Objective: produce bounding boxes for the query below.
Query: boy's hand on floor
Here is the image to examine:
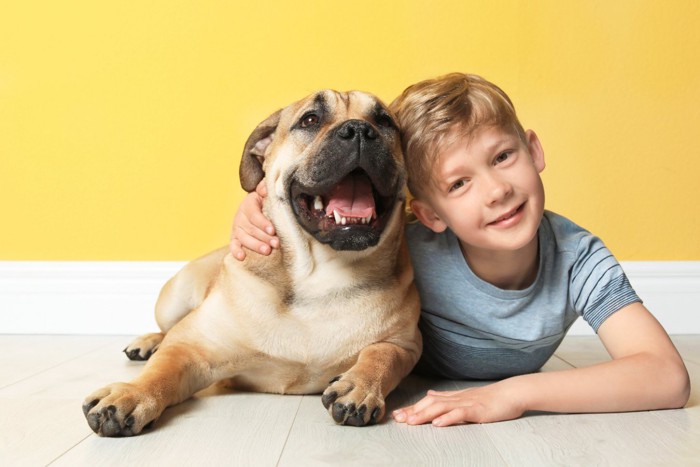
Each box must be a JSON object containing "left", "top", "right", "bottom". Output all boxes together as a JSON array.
[{"left": 392, "top": 382, "right": 524, "bottom": 427}]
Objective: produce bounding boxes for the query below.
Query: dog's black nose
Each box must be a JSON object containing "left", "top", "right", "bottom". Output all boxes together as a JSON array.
[{"left": 337, "top": 119, "right": 377, "bottom": 140}]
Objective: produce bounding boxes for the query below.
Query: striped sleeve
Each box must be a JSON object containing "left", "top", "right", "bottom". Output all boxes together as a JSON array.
[{"left": 570, "top": 234, "right": 641, "bottom": 331}]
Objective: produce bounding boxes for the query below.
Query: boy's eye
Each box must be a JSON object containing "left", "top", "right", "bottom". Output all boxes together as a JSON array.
[
  {"left": 449, "top": 180, "right": 465, "bottom": 192},
  {"left": 494, "top": 152, "right": 510, "bottom": 164}
]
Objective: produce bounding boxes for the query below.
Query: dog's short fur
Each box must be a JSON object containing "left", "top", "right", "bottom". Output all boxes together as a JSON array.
[{"left": 82, "top": 90, "right": 422, "bottom": 436}]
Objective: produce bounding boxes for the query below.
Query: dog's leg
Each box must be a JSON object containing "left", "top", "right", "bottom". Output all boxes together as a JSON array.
[
  {"left": 122, "top": 276, "right": 197, "bottom": 362},
  {"left": 123, "top": 248, "right": 228, "bottom": 362},
  {"left": 83, "top": 339, "right": 220, "bottom": 437},
  {"left": 321, "top": 341, "right": 420, "bottom": 426}
]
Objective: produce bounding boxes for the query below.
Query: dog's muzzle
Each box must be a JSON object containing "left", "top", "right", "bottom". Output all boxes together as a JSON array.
[{"left": 290, "top": 119, "right": 402, "bottom": 251}]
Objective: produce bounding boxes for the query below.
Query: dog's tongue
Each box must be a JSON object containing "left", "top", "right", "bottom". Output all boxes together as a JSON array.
[{"left": 325, "top": 173, "right": 375, "bottom": 219}]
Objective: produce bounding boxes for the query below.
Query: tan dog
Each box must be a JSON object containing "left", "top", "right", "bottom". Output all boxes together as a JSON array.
[{"left": 82, "top": 90, "right": 422, "bottom": 436}]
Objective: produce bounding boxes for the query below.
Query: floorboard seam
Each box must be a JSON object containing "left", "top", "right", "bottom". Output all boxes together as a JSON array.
[{"left": 274, "top": 394, "right": 305, "bottom": 466}]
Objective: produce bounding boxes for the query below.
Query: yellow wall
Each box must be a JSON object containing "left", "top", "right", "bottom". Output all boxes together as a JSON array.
[{"left": 2, "top": 1, "right": 699, "bottom": 260}]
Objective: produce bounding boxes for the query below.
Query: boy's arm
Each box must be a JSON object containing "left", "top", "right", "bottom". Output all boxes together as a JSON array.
[
  {"left": 393, "top": 302, "right": 690, "bottom": 426},
  {"left": 230, "top": 180, "right": 279, "bottom": 260}
]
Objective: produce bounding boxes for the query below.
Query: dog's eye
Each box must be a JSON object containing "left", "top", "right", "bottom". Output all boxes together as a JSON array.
[
  {"left": 300, "top": 113, "right": 320, "bottom": 128},
  {"left": 375, "top": 113, "right": 395, "bottom": 129}
]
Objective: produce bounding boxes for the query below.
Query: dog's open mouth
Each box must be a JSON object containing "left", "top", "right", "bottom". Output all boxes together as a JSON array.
[{"left": 290, "top": 169, "right": 397, "bottom": 251}]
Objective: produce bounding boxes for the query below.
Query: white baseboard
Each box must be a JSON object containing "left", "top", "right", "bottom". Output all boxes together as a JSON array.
[
  {"left": 1, "top": 261, "right": 699, "bottom": 335},
  {"left": 0, "top": 261, "right": 185, "bottom": 335}
]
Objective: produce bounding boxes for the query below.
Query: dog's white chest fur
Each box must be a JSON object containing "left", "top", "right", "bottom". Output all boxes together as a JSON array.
[{"left": 264, "top": 260, "right": 382, "bottom": 357}]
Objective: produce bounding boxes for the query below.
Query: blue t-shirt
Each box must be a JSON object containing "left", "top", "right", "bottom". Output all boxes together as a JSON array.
[{"left": 405, "top": 210, "right": 641, "bottom": 380}]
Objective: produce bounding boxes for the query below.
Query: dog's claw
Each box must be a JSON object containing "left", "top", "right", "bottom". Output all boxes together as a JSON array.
[
  {"left": 332, "top": 402, "right": 353, "bottom": 423},
  {"left": 86, "top": 411, "right": 102, "bottom": 433},
  {"left": 124, "top": 347, "right": 152, "bottom": 361},
  {"left": 370, "top": 406, "right": 381, "bottom": 424},
  {"left": 82, "top": 399, "right": 99, "bottom": 417},
  {"left": 345, "top": 405, "right": 368, "bottom": 426},
  {"left": 321, "top": 391, "right": 338, "bottom": 409}
]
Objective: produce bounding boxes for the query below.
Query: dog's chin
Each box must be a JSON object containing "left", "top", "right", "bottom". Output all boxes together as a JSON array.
[
  {"left": 290, "top": 171, "right": 399, "bottom": 251},
  {"left": 312, "top": 225, "right": 383, "bottom": 251}
]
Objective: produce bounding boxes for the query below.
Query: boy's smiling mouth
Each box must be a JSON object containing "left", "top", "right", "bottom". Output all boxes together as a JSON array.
[{"left": 488, "top": 203, "right": 525, "bottom": 227}]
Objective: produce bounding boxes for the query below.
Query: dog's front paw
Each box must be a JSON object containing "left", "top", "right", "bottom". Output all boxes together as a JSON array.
[
  {"left": 321, "top": 375, "right": 384, "bottom": 426},
  {"left": 82, "top": 383, "right": 160, "bottom": 437},
  {"left": 123, "top": 332, "right": 164, "bottom": 361}
]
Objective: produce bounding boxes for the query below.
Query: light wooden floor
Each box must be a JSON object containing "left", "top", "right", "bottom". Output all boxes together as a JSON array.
[{"left": 1, "top": 334, "right": 698, "bottom": 466}]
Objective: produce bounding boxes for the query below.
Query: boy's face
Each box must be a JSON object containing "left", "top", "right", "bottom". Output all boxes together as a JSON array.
[{"left": 411, "top": 125, "right": 545, "bottom": 255}]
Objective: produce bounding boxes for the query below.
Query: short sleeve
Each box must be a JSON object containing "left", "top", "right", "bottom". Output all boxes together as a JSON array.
[{"left": 570, "top": 234, "right": 641, "bottom": 331}]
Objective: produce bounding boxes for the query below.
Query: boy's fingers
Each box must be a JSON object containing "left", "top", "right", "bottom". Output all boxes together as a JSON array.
[
  {"left": 427, "top": 388, "right": 465, "bottom": 397},
  {"left": 229, "top": 239, "right": 247, "bottom": 261},
  {"left": 433, "top": 408, "right": 470, "bottom": 427},
  {"left": 405, "top": 402, "right": 451, "bottom": 425},
  {"left": 392, "top": 408, "right": 408, "bottom": 422},
  {"left": 411, "top": 391, "right": 445, "bottom": 412},
  {"left": 394, "top": 389, "right": 485, "bottom": 426},
  {"left": 427, "top": 389, "right": 452, "bottom": 395},
  {"left": 255, "top": 180, "right": 268, "bottom": 198},
  {"left": 394, "top": 399, "right": 466, "bottom": 426},
  {"left": 392, "top": 399, "right": 424, "bottom": 421},
  {"left": 251, "top": 211, "right": 275, "bottom": 238},
  {"left": 235, "top": 226, "right": 274, "bottom": 256}
]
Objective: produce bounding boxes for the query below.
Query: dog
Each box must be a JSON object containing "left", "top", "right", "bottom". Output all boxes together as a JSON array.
[{"left": 82, "top": 90, "right": 422, "bottom": 436}]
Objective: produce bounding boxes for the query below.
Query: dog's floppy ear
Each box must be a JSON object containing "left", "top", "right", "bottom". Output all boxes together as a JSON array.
[{"left": 239, "top": 109, "right": 282, "bottom": 192}]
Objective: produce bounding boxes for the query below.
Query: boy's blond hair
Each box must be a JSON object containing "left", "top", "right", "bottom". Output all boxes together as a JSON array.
[{"left": 389, "top": 73, "right": 526, "bottom": 198}]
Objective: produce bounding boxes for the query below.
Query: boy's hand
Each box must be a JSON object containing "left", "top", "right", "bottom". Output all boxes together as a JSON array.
[
  {"left": 393, "top": 303, "right": 690, "bottom": 428},
  {"left": 230, "top": 180, "right": 279, "bottom": 261},
  {"left": 392, "top": 382, "right": 524, "bottom": 426}
]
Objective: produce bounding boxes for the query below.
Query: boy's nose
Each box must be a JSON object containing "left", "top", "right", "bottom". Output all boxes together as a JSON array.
[{"left": 484, "top": 174, "right": 513, "bottom": 205}]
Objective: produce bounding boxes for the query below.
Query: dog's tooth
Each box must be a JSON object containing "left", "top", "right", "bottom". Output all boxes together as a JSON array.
[
  {"left": 341, "top": 216, "right": 347, "bottom": 225},
  {"left": 313, "top": 196, "right": 323, "bottom": 211},
  {"left": 333, "top": 210, "right": 341, "bottom": 224},
  {"left": 365, "top": 215, "right": 372, "bottom": 224}
]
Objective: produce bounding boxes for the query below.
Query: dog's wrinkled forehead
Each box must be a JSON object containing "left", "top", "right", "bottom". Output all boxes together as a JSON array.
[{"left": 279, "top": 90, "right": 382, "bottom": 135}]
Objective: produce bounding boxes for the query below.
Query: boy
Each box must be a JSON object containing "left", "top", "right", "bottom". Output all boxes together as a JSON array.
[{"left": 229, "top": 73, "right": 690, "bottom": 426}]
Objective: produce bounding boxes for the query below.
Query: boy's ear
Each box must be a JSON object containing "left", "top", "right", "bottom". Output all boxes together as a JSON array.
[
  {"left": 525, "top": 129, "right": 546, "bottom": 173},
  {"left": 410, "top": 199, "right": 448, "bottom": 233}
]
